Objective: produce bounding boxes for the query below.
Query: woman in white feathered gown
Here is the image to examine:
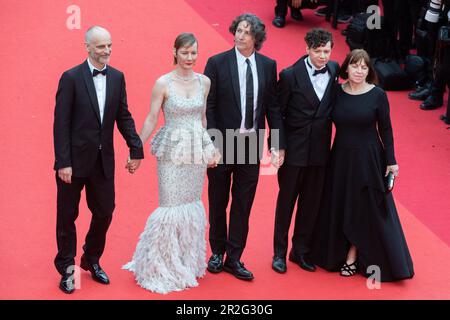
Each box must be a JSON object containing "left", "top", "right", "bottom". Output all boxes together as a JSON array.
[{"left": 122, "top": 33, "right": 220, "bottom": 294}]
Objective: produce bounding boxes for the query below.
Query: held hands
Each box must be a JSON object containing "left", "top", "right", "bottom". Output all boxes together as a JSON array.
[
  {"left": 385, "top": 164, "right": 399, "bottom": 177},
  {"left": 58, "top": 167, "right": 73, "bottom": 184},
  {"left": 270, "top": 149, "right": 285, "bottom": 169},
  {"left": 207, "top": 148, "right": 222, "bottom": 168},
  {"left": 126, "top": 157, "right": 141, "bottom": 174}
]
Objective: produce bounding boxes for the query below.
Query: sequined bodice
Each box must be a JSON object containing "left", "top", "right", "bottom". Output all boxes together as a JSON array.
[
  {"left": 162, "top": 74, "right": 204, "bottom": 129},
  {"left": 150, "top": 73, "right": 215, "bottom": 207}
]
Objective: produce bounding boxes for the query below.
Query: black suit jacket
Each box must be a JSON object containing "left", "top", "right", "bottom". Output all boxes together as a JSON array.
[
  {"left": 279, "top": 55, "right": 339, "bottom": 166},
  {"left": 204, "top": 48, "right": 285, "bottom": 161},
  {"left": 53, "top": 60, "right": 143, "bottom": 178}
]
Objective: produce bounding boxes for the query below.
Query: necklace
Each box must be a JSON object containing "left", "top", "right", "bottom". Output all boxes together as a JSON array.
[{"left": 174, "top": 72, "right": 195, "bottom": 82}]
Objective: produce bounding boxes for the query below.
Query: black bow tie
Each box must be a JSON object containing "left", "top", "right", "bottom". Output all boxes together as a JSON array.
[
  {"left": 306, "top": 59, "right": 328, "bottom": 76},
  {"left": 93, "top": 68, "right": 107, "bottom": 77},
  {"left": 313, "top": 66, "right": 328, "bottom": 76}
]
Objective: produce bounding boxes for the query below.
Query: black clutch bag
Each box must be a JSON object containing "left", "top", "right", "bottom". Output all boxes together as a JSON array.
[{"left": 385, "top": 172, "right": 395, "bottom": 192}]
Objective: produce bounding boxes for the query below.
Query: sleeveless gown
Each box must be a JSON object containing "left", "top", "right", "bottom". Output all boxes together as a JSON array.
[{"left": 122, "top": 73, "right": 215, "bottom": 294}]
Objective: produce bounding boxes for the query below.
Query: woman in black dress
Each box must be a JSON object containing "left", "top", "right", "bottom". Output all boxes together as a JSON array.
[{"left": 311, "top": 49, "right": 414, "bottom": 282}]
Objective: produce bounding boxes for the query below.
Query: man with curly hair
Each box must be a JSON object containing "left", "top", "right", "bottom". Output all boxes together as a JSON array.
[
  {"left": 272, "top": 28, "right": 339, "bottom": 274},
  {"left": 204, "top": 13, "right": 285, "bottom": 281}
]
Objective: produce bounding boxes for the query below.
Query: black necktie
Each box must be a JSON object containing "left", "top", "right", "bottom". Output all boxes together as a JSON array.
[
  {"left": 93, "top": 68, "right": 107, "bottom": 77},
  {"left": 245, "top": 59, "right": 254, "bottom": 130}
]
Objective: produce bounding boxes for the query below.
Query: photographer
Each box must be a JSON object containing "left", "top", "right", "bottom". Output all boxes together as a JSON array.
[
  {"left": 410, "top": 0, "right": 450, "bottom": 110},
  {"left": 382, "top": 0, "right": 427, "bottom": 60}
]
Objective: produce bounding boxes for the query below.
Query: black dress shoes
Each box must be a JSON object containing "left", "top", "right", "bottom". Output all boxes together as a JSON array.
[
  {"left": 80, "top": 255, "right": 110, "bottom": 285},
  {"left": 59, "top": 272, "right": 75, "bottom": 294},
  {"left": 289, "top": 251, "right": 316, "bottom": 272},
  {"left": 408, "top": 86, "right": 431, "bottom": 101},
  {"left": 272, "top": 256, "right": 287, "bottom": 274},
  {"left": 420, "top": 95, "right": 443, "bottom": 110},
  {"left": 207, "top": 254, "right": 224, "bottom": 273},
  {"left": 223, "top": 260, "right": 254, "bottom": 280},
  {"left": 291, "top": 9, "right": 303, "bottom": 21},
  {"left": 272, "top": 16, "right": 286, "bottom": 28},
  {"left": 440, "top": 114, "right": 450, "bottom": 124}
]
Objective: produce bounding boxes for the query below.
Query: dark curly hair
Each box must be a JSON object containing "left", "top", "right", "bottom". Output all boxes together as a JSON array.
[
  {"left": 229, "top": 13, "right": 266, "bottom": 51},
  {"left": 304, "top": 28, "right": 334, "bottom": 49}
]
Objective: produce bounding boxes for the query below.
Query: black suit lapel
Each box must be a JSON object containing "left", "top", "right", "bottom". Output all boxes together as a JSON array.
[
  {"left": 294, "top": 58, "right": 320, "bottom": 108},
  {"left": 316, "top": 61, "right": 338, "bottom": 116},
  {"left": 255, "top": 52, "right": 265, "bottom": 121},
  {"left": 228, "top": 49, "right": 242, "bottom": 116},
  {"left": 103, "top": 70, "right": 114, "bottom": 128},
  {"left": 82, "top": 61, "right": 101, "bottom": 124}
]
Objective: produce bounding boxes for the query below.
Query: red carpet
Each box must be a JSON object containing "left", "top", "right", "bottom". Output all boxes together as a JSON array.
[{"left": 0, "top": 0, "right": 449, "bottom": 300}]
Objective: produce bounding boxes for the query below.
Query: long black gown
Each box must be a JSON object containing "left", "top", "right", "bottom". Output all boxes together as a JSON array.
[{"left": 311, "top": 86, "right": 414, "bottom": 282}]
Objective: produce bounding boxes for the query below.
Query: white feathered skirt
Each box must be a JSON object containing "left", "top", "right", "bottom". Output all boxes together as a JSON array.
[{"left": 123, "top": 156, "right": 208, "bottom": 294}]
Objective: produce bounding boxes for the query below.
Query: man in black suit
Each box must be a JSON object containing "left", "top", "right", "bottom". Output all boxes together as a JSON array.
[
  {"left": 53, "top": 26, "right": 143, "bottom": 293},
  {"left": 204, "top": 13, "right": 285, "bottom": 281},
  {"left": 271, "top": 28, "right": 339, "bottom": 274}
]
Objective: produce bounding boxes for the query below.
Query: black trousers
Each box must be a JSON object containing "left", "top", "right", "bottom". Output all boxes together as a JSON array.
[
  {"left": 273, "top": 164, "right": 326, "bottom": 258},
  {"left": 431, "top": 36, "right": 450, "bottom": 100},
  {"left": 208, "top": 157, "right": 260, "bottom": 262},
  {"left": 54, "top": 152, "right": 115, "bottom": 275},
  {"left": 445, "top": 90, "right": 450, "bottom": 122},
  {"left": 382, "top": 0, "right": 427, "bottom": 59},
  {"left": 439, "top": 51, "right": 450, "bottom": 120},
  {"left": 274, "top": 0, "right": 301, "bottom": 17}
]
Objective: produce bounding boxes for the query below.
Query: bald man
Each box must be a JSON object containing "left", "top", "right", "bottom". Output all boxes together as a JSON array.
[{"left": 53, "top": 26, "right": 143, "bottom": 293}]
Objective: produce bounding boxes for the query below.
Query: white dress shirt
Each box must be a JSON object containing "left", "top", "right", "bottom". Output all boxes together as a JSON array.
[
  {"left": 304, "top": 56, "right": 330, "bottom": 101},
  {"left": 235, "top": 47, "right": 258, "bottom": 132},
  {"left": 87, "top": 58, "right": 107, "bottom": 123}
]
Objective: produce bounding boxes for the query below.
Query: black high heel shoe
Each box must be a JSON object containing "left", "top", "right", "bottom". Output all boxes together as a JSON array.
[{"left": 340, "top": 261, "right": 358, "bottom": 277}]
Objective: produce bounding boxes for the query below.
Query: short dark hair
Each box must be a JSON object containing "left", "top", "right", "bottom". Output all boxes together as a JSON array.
[
  {"left": 339, "top": 49, "right": 378, "bottom": 84},
  {"left": 229, "top": 13, "right": 266, "bottom": 51},
  {"left": 173, "top": 33, "right": 197, "bottom": 65},
  {"left": 304, "top": 28, "right": 333, "bottom": 49}
]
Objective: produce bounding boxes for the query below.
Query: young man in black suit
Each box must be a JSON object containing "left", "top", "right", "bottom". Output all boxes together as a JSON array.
[
  {"left": 204, "top": 13, "right": 285, "bottom": 281},
  {"left": 53, "top": 26, "right": 143, "bottom": 293},
  {"left": 272, "top": 28, "right": 339, "bottom": 274}
]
